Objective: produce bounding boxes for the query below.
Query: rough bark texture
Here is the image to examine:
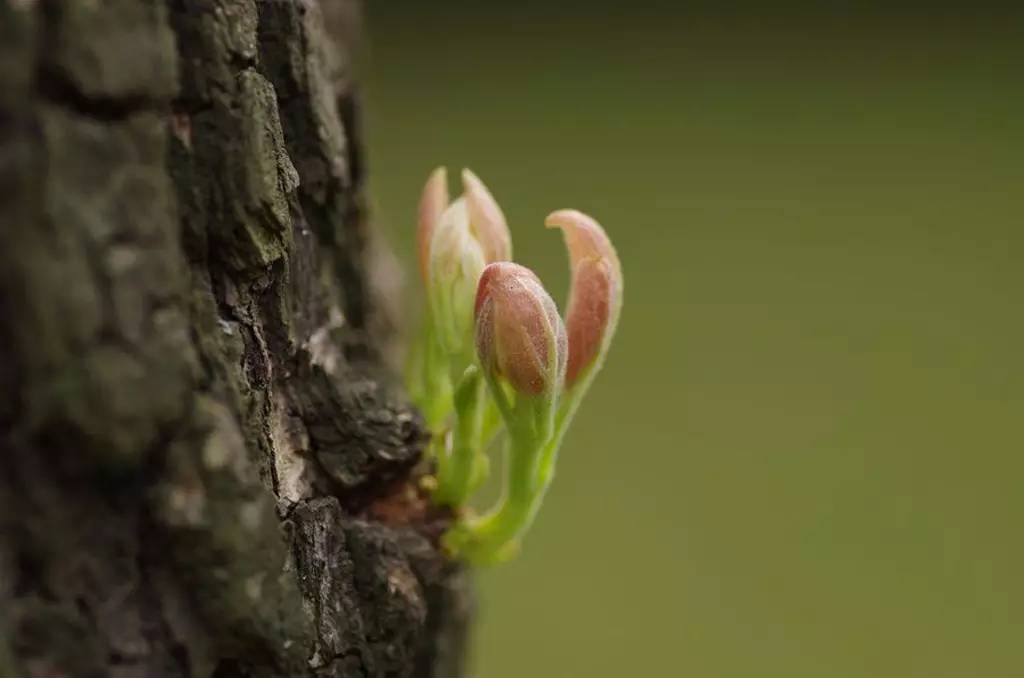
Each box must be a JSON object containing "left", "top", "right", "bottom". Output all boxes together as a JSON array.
[{"left": 0, "top": 1, "right": 472, "bottom": 676}]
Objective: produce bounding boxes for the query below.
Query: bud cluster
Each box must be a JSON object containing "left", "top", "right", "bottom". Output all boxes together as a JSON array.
[{"left": 408, "top": 168, "right": 622, "bottom": 564}]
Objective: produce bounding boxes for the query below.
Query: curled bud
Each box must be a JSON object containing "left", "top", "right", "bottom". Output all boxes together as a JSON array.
[
  {"left": 475, "top": 262, "right": 567, "bottom": 397},
  {"left": 544, "top": 209, "right": 623, "bottom": 388}
]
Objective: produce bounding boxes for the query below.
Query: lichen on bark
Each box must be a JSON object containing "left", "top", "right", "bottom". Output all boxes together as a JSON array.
[{"left": 0, "top": 1, "right": 470, "bottom": 676}]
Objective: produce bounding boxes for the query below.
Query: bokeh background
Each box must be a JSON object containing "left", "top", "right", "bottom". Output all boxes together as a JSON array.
[{"left": 360, "top": 3, "right": 1022, "bottom": 676}]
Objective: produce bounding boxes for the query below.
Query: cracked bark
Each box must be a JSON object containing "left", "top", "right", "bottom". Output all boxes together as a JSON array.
[{"left": 0, "top": 1, "right": 472, "bottom": 676}]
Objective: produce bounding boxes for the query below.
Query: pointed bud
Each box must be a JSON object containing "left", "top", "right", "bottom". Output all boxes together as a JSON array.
[
  {"left": 475, "top": 262, "right": 567, "bottom": 397},
  {"left": 421, "top": 168, "right": 513, "bottom": 354},
  {"left": 462, "top": 168, "right": 511, "bottom": 263},
  {"left": 429, "top": 198, "right": 487, "bottom": 352},
  {"left": 545, "top": 209, "right": 623, "bottom": 388},
  {"left": 418, "top": 167, "right": 450, "bottom": 283}
]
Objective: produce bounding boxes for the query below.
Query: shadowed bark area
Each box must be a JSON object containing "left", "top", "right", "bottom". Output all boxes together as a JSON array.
[{"left": 0, "top": 1, "right": 471, "bottom": 676}]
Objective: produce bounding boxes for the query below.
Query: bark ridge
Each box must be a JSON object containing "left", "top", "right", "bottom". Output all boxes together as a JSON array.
[{"left": 0, "top": 1, "right": 470, "bottom": 676}]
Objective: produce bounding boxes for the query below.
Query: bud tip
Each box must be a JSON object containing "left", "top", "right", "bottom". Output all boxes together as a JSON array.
[
  {"left": 463, "top": 168, "right": 511, "bottom": 263},
  {"left": 418, "top": 166, "right": 449, "bottom": 281},
  {"left": 545, "top": 209, "right": 622, "bottom": 387}
]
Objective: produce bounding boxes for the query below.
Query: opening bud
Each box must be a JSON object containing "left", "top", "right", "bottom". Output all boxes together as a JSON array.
[
  {"left": 429, "top": 198, "right": 487, "bottom": 353},
  {"left": 544, "top": 209, "right": 623, "bottom": 388},
  {"left": 418, "top": 168, "right": 513, "bottom": 355}
]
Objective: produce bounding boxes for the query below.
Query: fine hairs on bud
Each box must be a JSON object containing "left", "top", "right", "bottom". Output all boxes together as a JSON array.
[{"left": 475, "top": 262, "right": 566, "bottom": 397}]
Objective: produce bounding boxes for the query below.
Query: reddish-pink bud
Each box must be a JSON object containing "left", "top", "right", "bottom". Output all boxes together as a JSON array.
[
  {"left": 544, "top": 209, "right": 622, "bottom": 387},
  {"left": 462, "top": 168, "right": 511, "bottom": 263},
  {"left": 475, "top": 262, "right": 567, "bottom": 396},
  {"left": 418, "top": 167, "right": 449, "bottom": 283}
]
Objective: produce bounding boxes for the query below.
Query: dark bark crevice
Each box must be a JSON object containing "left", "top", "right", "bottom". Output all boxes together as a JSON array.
[{"left": 0, "top": 1, "right": 471, "bottom": 676}]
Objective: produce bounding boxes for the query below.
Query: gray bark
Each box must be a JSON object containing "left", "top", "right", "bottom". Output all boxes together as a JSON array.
[{"left": 0, "top": 1, "right": 471, "bottom": 676}]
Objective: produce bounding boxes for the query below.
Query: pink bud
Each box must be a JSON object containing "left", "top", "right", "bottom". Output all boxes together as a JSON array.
[
  {"left": 418, "top": 167, "right": 449, "bottom": 283},
  {"left": 475, "top": 262, "right": 567, "bottom": 396},
  {"left": 462, "top": 168, "right": 511, "bottom": 263},
  {"left": 544, "top": 209, "right": 623, "bottom": 387}
]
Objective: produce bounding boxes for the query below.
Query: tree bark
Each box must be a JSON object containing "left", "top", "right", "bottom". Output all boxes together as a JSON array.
[{"left": 0, "top": 1, "right": 471, "bottom": 676}]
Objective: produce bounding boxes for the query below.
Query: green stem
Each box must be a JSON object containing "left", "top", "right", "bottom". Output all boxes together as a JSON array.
[
  {"left": 534, "top": 373, "right": 594, "bottom": 492},
  {"left": 434, "top": 368, "right": 486, "bottom": 505},
  {"left": 445, "top": 428, "right": 545, "bottom": 564},
  {"left": 419, "top": 319, "right": 453, "bottom": 433}
]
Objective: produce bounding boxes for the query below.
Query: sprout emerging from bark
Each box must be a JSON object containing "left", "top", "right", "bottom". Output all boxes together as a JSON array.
[{"left": 406, "top": 168, "right": 622, "bottom": 564}]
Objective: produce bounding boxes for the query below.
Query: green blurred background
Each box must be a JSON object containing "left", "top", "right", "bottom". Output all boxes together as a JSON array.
[{"left": 360, "top": 4, "right": 1022, "bottom": 676}]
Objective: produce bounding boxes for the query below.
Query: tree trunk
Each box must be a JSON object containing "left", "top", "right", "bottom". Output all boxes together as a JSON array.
[{"left": 0, "top": 1, "right": 471, "bottom": 676}]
